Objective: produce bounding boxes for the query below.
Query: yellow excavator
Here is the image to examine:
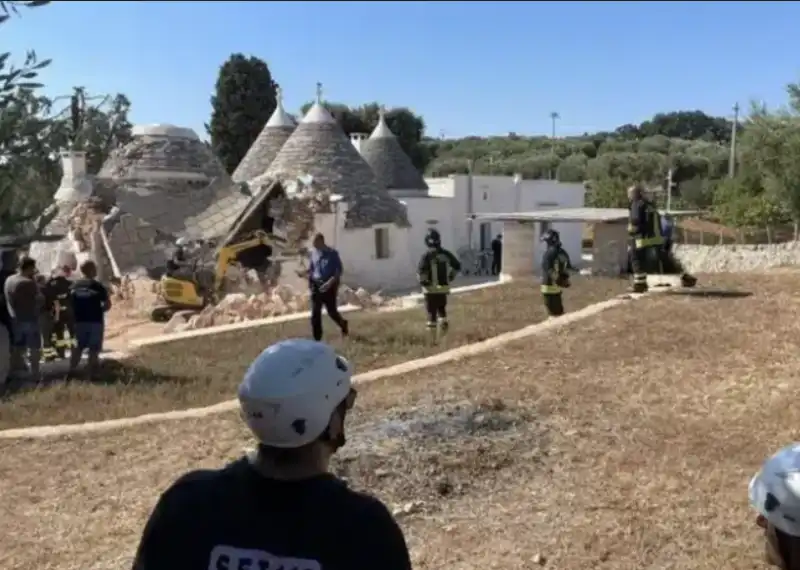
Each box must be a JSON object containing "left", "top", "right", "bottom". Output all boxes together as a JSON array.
[{"left": 149, "top": 230, "right": 289, "bottom": 322}]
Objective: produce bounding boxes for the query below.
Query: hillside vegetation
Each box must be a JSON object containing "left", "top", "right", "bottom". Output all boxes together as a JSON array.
[{"left": 425, "top": 110, "right": 732, "bottom": 213}]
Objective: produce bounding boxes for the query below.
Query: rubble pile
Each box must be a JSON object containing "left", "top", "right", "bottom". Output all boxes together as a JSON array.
[
  {"left": 67, "top": 198, "right": 108, "bottom": 252},
  {"left": 163, "top": 284, "right": 396, "bottom": 333},
  {"left": 110, "top": 274, "right": 161, "bottom": 318}
]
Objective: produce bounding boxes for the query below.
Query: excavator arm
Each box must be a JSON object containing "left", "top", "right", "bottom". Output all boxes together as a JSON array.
[{"left": 212, "top": 230, "right": 288, "bottom": 292}]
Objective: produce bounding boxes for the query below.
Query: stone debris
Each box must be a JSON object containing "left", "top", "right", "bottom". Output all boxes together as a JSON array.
[
  {"left": 107, "top": 271, "right": 395, "bottom": 334},
  {"left": 162, "top": 283, "right": 395, "bottom": 333},
  {"left": 110, "top": 274, "right": 162, "bottom": 318}
]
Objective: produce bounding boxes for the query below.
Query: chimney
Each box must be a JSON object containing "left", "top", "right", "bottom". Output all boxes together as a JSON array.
[
  {"left": 53, "top": 150, "right": 92, "bottom": 203},
  {"left": 349, "top": 133, "right": 368, "bottom": 154}
]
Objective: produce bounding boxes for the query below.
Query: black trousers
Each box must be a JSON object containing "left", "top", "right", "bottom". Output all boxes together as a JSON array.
[
  {"left": 630, "top": 244, "right": 654, "bottom": 290},
  {"left": 424, "top": 293, "right": 448, "bottom": 325},
  {"left": 310, "top": 284, "right": 347, "bottom": 341},
  {"left": 542, "top": 293, "right": 564, "bottom": 317},
  {"left": 491, "top": 252, "right": 501, "bottom": 275}
]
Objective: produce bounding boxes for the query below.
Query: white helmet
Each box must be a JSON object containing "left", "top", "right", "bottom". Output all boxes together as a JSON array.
[
  {"left": 238, "top": 339, "right": 353, "bottom": 448},
  {"left": 750, "top": 443, "right": 800, "bottom": 537},
  {"left": 175, "top": 237, "right": 188, "bottom": 247}
]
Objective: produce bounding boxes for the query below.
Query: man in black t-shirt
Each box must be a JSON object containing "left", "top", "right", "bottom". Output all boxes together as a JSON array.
[
  {"left": 132, "top": 339, "right": 412, "bottom": 570},
  {"left": 68, "top": 260, "right": 110, "bottom": 378}
]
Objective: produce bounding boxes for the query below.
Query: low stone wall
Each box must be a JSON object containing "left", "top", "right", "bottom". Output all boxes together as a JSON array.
[{"left": 675, "top": 242, "right": 800, "bottom": 273}]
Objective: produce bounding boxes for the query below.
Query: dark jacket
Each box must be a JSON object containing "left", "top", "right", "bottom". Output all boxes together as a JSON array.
[
  {"left": 417, "top": 248, "right": 461, "bottom": 294},
  {"left": 541, "top": 245, "right": 571, "bottom": 294},
  {"left": 628, "top": 198, "right": 664, "bottom": 249},
  {"left": 43, "top": 275, "right": 73, "bottom": 315}
]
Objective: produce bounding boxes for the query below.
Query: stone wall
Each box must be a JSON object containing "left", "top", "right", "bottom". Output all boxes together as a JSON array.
[{"left": 675, "top": 241, "right": 800, "bottom": 273}]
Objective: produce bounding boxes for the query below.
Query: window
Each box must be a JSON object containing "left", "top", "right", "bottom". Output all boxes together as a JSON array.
[
  {"left": 482, "top": 191, "right": 488, "bottom": 201},
  {"left": 479, "top": 222, "right": 492, "bottom": 251},
  {"left": 374, "top": 227, "right": 390, "bottom": 259}
]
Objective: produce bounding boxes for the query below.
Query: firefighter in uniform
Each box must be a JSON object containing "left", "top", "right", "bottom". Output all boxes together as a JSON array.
[
  {"left": 42, "top": 266, "right": 75, "bottom": 360},
  {"left": 627, "top": 184, "right": 664, "bottom": 293},
  {"left": 417, "top": 228, "right": 461, "bottom": 331},
  {"left": 540, "top": 229, "right": 571, "bottom": 317}
]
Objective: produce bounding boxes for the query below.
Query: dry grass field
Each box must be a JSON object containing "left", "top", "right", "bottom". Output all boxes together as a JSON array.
[
  {"left": 0, "top": 277, "right": 628, "bottom": 428},
  {"left": 1, "top": 273, "right": 797, "bottom": 570}
]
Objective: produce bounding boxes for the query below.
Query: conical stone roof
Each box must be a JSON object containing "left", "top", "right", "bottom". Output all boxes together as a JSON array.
[
  {"left": 232, "top": 88, "right": 297, "bottom": 183},
  {"left": 360, "top": 110, "right": 428, "bottom": 192},
  {"left": 264, "top": 95, "right": 409, "bottom": 228},
  {"left": 97, "top": 124, "right": 250, "bottom": 239}
]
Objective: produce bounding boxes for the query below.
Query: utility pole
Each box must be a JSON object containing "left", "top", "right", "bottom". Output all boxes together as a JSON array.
[
  {"left": 549, "top": 111, "right": 559, "bottom": 150},
  {"left": 729, "top": 102, "right": 740, "bottom": 179},
  {"left": 466, "top": 158, "right": 474, "bottom": 250},
  {"left": 549, "top": 111, "right": 560, "bottom": 180}
]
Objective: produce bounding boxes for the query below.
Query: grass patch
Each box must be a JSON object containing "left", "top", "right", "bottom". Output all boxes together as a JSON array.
[
  {"left": 0, "top": 277, "right": 628, "bottom": 429},
  {"left": 0, "top": 273, "right": 774, "bottom": 570}
]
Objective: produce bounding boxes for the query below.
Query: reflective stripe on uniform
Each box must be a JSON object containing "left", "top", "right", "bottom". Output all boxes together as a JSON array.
[
  {"left": 635, "top": 236, "right": 664, "bottom": 248},
  {"left": 541, "top": 284, "right": 561, "bottom": 294},
  {"left": 633, "top": 273, "right": 647, "bottom": 284}
]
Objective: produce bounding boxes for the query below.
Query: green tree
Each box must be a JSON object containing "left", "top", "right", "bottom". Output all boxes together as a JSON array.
[
  {"left": 738, "top": 108, "right": 800, "bottom": 237},
  {"left": 585, "top": 177, "right": 629, "bottom": 208},
  {"left": 0, "top": 0, "right": 53, "bottom": 234},
  {"left": 207, "top": 54, "right": 277, "bottom": 175}
]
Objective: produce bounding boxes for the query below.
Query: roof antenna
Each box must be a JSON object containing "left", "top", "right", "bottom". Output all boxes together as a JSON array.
[{"left": 315, "top": 82, "right": 323, "bottom": 104}]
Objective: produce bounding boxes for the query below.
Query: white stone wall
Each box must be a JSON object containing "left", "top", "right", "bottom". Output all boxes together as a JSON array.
[{"left": 675, "top": 242, "right": 800, "bottom": 273}]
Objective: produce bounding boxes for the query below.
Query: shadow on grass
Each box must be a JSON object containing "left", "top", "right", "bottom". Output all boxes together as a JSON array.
[
  {"left": 665, "top": 288, "right": 753, "bottom": 299},
  {"left": 0, "top": 359, "right": 189, "bottom": 400}
]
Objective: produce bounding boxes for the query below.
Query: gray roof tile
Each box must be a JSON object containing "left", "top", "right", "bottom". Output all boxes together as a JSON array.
[
  {"left": 263, "top": 102, "right": 409, "bottom": 229},
  {"left": 360, "top": 111, "right": 428, "bottom": 192}
]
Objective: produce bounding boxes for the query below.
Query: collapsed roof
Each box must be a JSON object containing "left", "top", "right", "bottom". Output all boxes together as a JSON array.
[{"left": 96, "top": 124, "right": 251, "bottom": 240}]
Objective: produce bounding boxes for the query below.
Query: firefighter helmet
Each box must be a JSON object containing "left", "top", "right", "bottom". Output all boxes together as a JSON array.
[
  {"left": 425, "top": 228, "right": 441, "bottom": 248},
  {"left": 750, "top": 443, "right": 800, "bottom": 537},
  {"left": 540, "top": 229, "right": 560, "bottom": 246}
]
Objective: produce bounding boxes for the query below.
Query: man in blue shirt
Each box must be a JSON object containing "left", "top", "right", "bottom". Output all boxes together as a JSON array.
[{"left": 306, "top": 233, "right": 349, "bottom": 341}]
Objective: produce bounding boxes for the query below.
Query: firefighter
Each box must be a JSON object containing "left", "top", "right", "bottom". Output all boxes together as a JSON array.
[
  {"left": 41, "top": 266, "right": 75, "bottom": 360},
  {"left": 627, "top": 184, "right": 664, "bottom": 293},
  {"left": 45, "top": 265, "right": 76, "bottom": 358},
  {"left": 37, "top": 273, "right": 59, "bottom": 362},
  {"left": 540, "top": 229, "right": 571, "bottom": 317},
  {"left": 658, "top": 214, "right": 698, "bottom": 288},
  {"left": 417, "top": 228, "right": 461, "bottom": 331}
]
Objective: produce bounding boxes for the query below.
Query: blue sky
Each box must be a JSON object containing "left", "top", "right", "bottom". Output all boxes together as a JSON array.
[{"left": 6, "top": 1, "right": 798, "bottom": 139}]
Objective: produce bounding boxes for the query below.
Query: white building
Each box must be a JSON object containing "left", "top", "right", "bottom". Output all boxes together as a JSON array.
[
  {"left": 411, "top": 175, "right": 584, "bottom": 273},
  {"left": 233, "top": 90, "right": 587, "bottom": 291},
  {"left": 34, "top": 86, "right": 588, "bottom": 292}
]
